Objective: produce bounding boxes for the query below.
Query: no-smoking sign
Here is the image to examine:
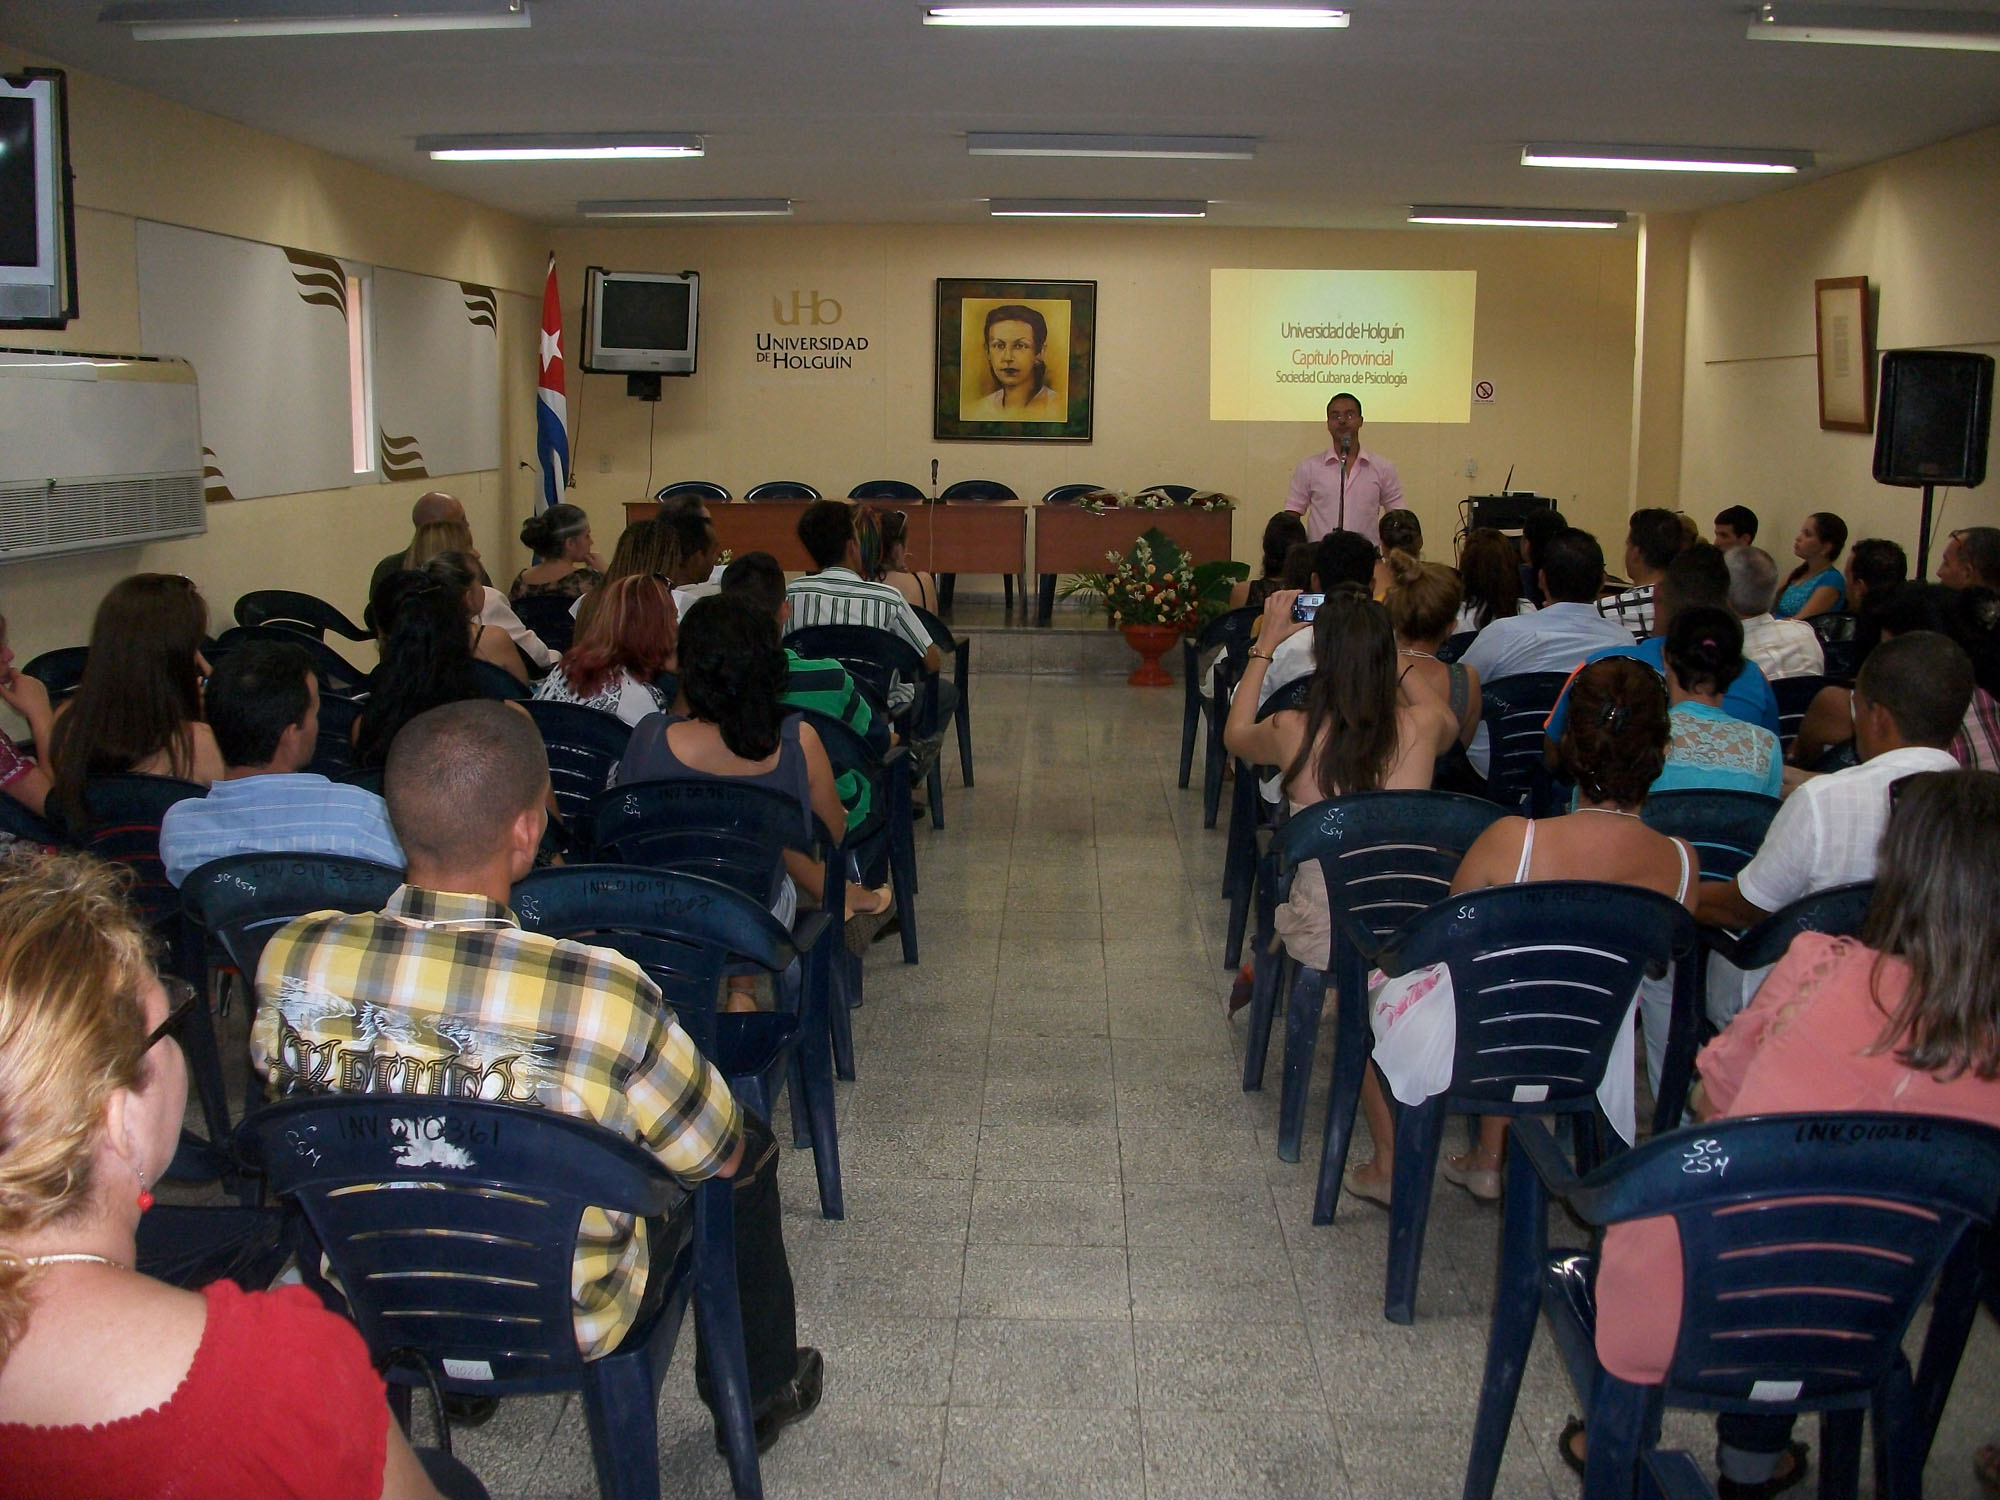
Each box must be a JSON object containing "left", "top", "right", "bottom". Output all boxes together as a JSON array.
[{"left": 1473, "top": 380, "right": 1496, "bottom": 404}]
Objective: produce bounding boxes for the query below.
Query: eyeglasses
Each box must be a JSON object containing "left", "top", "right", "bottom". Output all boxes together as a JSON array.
[{"left": 144, "top": 977, "right": 202, "bottom": 1055}]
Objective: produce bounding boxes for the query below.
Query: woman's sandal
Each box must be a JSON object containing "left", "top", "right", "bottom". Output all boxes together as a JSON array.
[
  {"left": 845, "top": 885, "right": 894, "bottom": 919},
  {"left": 1343, "top": 1162, "right": 1393, "bottom": 1208},
  {"left": 1440, "top": 1152, "right": 1503, "bottom": 1202}
]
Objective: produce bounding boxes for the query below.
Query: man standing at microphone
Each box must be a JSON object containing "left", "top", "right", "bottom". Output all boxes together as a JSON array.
[{"left": 1284, "top": 391, "right": 1406, "bottom": 545}]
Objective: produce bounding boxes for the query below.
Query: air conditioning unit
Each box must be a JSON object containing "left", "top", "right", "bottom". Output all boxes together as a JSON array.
[{"left": 0, "top": 351, "right": 206, "bottom": 563}]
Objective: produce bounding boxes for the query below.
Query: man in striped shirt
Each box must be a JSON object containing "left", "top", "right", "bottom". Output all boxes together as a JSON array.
[{"left": 786, "top": 500, "right": 943, "bottom": 676}]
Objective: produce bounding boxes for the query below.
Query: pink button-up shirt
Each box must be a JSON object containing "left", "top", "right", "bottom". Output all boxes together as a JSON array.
[{"left": 1285, "top": 446, "right": 1405, "bottom": 543}]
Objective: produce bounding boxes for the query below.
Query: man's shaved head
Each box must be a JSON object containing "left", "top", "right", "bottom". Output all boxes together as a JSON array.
[
  {"left": 412, "top": 490, "right": 466, "bottom": 527},
  {"left": 384, "top": 700, "right": 548, "bottom": 867}
]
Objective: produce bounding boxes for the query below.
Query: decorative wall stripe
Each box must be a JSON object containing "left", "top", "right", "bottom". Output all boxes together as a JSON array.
[
  {"left": 460, "top": 282, "right": 498, "bottom": 332},
  {"left": 201, "top": 446, "right": 234, "bottom": 503},
  {"left": 284, "top": 247, "right": 349, "bottom": 318},
  {"left": 379, "top": 429, "right": 429, "bottom": 480}
]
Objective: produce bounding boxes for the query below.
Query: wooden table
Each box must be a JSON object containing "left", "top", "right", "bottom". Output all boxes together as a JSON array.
[
  {"left": 624, "top": 499, "right": 1028, "bottom": 580},
  {"left": 1032, "top": 506, "right": 1236, "bottom": 624}
]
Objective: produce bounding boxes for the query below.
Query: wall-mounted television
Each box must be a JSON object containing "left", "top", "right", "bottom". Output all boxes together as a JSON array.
[
  {"left": 581, "top": 267, "right": 699, "bottom": 376},
  {"left": 0, "top": 69, "right": 78, "bottom": 329}
]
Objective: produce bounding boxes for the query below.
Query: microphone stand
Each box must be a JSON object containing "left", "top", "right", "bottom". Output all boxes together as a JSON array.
[{"left": 1337, "top": 437, "right": 1349, "bottom": 532}]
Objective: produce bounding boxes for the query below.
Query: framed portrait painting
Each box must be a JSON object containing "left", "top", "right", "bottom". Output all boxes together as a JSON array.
[
  {"left": 934, "top": 278, "right": 1096, "bottom": 441},
  {"left": 1814, "top": 276, "right": 1874, "bottom": 433}
]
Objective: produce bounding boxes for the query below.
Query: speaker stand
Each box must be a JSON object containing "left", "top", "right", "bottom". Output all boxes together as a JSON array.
[{"left": 1916, "top": 482, "right": 1937, "bottom": 580}]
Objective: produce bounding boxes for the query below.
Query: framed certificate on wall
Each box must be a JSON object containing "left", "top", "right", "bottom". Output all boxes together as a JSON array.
[
  {"left": 934, "top": 278, "right": 1096, "bottom": 442},
  {"left": 1814, "top": 276, "right": 1873, "bottom": 433}
]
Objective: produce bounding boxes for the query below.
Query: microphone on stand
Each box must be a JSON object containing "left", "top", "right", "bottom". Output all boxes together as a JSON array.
[
  {"left": 1336, "top": 432, "right": 1350, "bottom": 531},
  {"left": 930, "top": 458, "right": 940, "bottom": 504}
]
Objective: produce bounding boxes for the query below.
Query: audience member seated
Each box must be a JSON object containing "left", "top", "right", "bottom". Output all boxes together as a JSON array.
[
  {"left": 0, "top": 851, "right": 453, "bottom": 1499},
  {"left": 661, "top": 506, "right": 722, "bottom": 621},
  {"left": 353, "top": 572, "right": 483, "bottom": 770},
  {"left": 160, "top": 640, "right": 402, "bottom": 886},
  {"left": 1544, "top": 543, "right": 1781, "bottom": 758},
  {"left": 787, "top": 502, "right": 947, "bottom": 732},
  {"left": 615, "top": 595, "right": 889, "bottom": 992},
  {"left": 1711, "top": 503, "right": 1757, "bottom": 551},
  {"left": 1256, "top": 529, "right": 1381, "bottom": 707},
  {"left": 511, "top": 502, "right": 602, "bottom": 601},
  {"left": 1371, "top": 510, "right": 1425, "bottom": 596},
  {"left": 427, "top": 552, "right": 530, "bottom": 686},
  {"left": 1700, "top": 631, "right": 1973, "bottom": 1027},
  {"left": 1221, "top": 584, "right": 1457, "bottom": 1019},
  {"left": 720, "top": 552, "right": 892, "bottom": 833},
  {"left": 1940, "top": 526, "right": 2000, "bottom": 594},
  {"left": 1360, "top": 659, "right": 1697, "bottom": 1206},
  {"left": 532, "top": 575, "right": 676, "bottom": 727},
  {"left": 376, "top": 493, "right": 552, "bottom": 671},
  {"left": 0, "top": 609, "right": 54, "bottom": 823},
  {"left": 1598, "top": 506, "right": 1684, "bottom": 637},
  {"left": 1579, "top": 768, "right": 2000, "bottom": 1499},
  {"left": 251, "top": 700, "right": 822, "bottom": 1451},
  {"left": 1230, "top": 511, "right": 1308, "bottom": 610},
  {"left": 1774, "top": 510, "right": 1847, "bottom": 619},
  {"left": 1845, "top": 536, "right": 1908, "bottom": 616},
  {"left": 1516, "top": 508, "right": 1567, "bottom": 607},
  {"left": 1454, "top": 527, "right": 1532, "bottom": 635},
  {"left": 49, "top": 575, "right": 225, "bottom": 828},
  {"left": 874, "top": 509, "right": 941, "bottom": 614},
  {"left": 1653, "top": 607, "right": 1783, "bottom": 799},
  {"left": 1726, "top": 545, "right": 1823, "bottom": 680},
  {"left": 1382, "top": 551, "right": 1482, "bottom": 758}
]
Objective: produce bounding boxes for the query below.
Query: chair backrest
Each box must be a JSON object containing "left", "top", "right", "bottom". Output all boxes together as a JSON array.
[
  {"left": 938, "top": 479, "right": 1017, "bottom": 502},
  {"left": 234, "top": 589, "right": 371, "bottom": 643},
  {"left": 522, "top": 700, "right": 631, "bottom": 834},
  {"left": 1041, "top": 483, "right": 1104, "bottom": 505},
  {"left": 1639, "top": 789, "right": 1780, "bottom": 883},
  {"left": 1811, "top": 611, "right": 1862, "bottom": 683},
  {"left": 1809, "top": 610, "right": 1857, "bottom": 645},
  {"left": 21, "top": 645, "right": 89, "bottom": 703},
  {"left": 1478, "top": 672, "right": 1572, "bottom": 815},
  {"left": 744, "top": 480, "right": 821, "bottom": 502},
  {"left": 847, "top": 479, "right": 925, "bottom": 501},
  {"left": 0, "top": 793, "right": 67, "bottom": 847},
  {"left": 212, "top": 624, "right": 372, "bottom": 696},
  {"left": 1142, "top": 483, "right": 1196, "bottom": 504},
  {"left": 1382, "top": 880, "right": 1697, "bottom": 1112},
  {"left": 1768, "top": 673, "right": 1828, "bottom": 752},
  {"left": 1567, "top": 1112, "right": 2000, "bottom": 1409},
  {"left": 306, "top": 691, "right": 365, "bottom": 779},
  {"left": 588, "top": 778, "right": 813, "bottom": 897},
  {"left": 512, "top": 864, "right": 798, "bottom": 1058},
  {"left": 1730, "top": 880, "right": 1875, "bottom": 971},
  {"left": 182, "top": 853, "right": 405, "bottom": 982},
  {"left": 472, "top": 660, "right": 531, "bottom": 702},
  {"left": 1275, "top": 790, "right": 1509, "bottom": 960},
  {"left": 1255, "top": 674, "right": 1313, "bottom": 723},
  {"left": 63, "top": 774, "right": 208, "bottom": 928},
  {"left": 508, "top": 594, "right": 577, "bottom": 657},
  {"left": 783, "top": 623, "right": 934, "bottom": 732},
  {"left": 240, "top": 1094, "right": 684, "bottom": 1392},
  {"left": 339, "top": 766, "right": 385, "bottom": 795},
  {"left": 911, "top": 606, "right": 958, "bottom": 653},
  {"left": 1438, "top": 631, "right": 1477, "bottom": 664},
  {"left": 654, "top": 480, "right": 731, "bottom": 503},
  {"left": 790, "top": 706, "right": 890, "bottom": 845},
  {"left": 1197, "top": 605, "right": 1261, "bottom": 656}
]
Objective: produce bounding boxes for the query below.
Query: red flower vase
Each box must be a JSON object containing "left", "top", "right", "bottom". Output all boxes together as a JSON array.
[{"left": 1120, "top": 624, "right": 1181, "bottom": 687}]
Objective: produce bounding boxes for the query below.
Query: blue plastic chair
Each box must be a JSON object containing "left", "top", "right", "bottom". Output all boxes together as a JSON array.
[
  {"left": 21, "top": 645, "right": 88, "bottom": 703},
  {"left": 1219, "top": 675, "right": 1310, "bottom": 970},
  {"left": 1463, "top": 1112, "right": 2000, "bottom": 1500},
  {"left": 510, "top": 592, "right": 578, "bottom": 657},
  {"left": 656, "top": 479, "right": 732, "bottom": 503},
  {"left": 472, "top": 659, "right": 531, "bottom": 702},
  {"left": 1769, "top": 674, "right": 1828, "bottom": 756},
  {"left": 1368, "top": 880, "right": 1698, "bottom": 1323},
  {"left": 1638, "top": 790, "right": 1778, "bottom": 884},
  {"left": 785, "top": 621, "right": 947, "bottom": 831},
  {"left": 1142, "top": 483, "right": 1197, "bottom": 503},
  {"left": 238, "top": 1094, "right": 716, "bottom": 1500},
  {"left": 0, "top": 790, "right": 66, "bottom": 846},
  {"left": 211, "top": 624, "right": 372, "bottom": 696},
  {"left": 582, "top": 787, "right": 846, "bottom": 1217},
  {"left": 523, "top": 699, "right": 632, "bottom": 853},
  {"left": 936, "top": 478, "right": 1022, "bottom": 613},
  {"left": 1477, "top": 671, "right": 1572, "bottom": 816},
  {"left": 913, "top": 605, "right": 973, "bottom": 790},
  {"left": 1811, "top": 611, "right": 1861, "bottom": 684},
  {"left": 234, "top": 588, "right": 372, "bottom": 643},
  {"left": 1246, "top": 793, "right": 1507, "bottom": 1204},
  {"left": 744, "top": 480, "right": 821, "bottom": 501},
  {"left": 1438, "top": 630, "right": 1477, "bottom": 664},
  {"left": 306, "top": 691, "right": 364, "bottom": 779},
  {"left": 847, "top": 479, "right": 925, "bottom": 501},
  {"left": 1180, "top": 606, "right": 1260, "bottom": 829}
]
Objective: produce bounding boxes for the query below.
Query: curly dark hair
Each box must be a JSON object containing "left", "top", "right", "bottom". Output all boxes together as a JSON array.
[
  {"left": 354, "top": 570, "right": 479, "bottom": 768},
  {"left": 1558, "top": 657, "right": 1669, "bottom": 806},
  {"left": 676, "top": 593, "right": 788, "bottom": 762}
]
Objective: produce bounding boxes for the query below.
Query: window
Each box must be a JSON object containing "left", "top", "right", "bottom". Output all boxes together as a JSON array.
[{"left": 346, "top": 269, "right": 376, "bottom": 478}]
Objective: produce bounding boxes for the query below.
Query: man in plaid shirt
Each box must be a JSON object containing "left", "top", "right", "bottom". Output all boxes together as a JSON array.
[{"left": 252, "top": 699, "right": 821, "bottom": 1448}]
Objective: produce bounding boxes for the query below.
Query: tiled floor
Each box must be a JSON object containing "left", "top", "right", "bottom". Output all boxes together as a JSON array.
[{"left": 451, "top": 672, "right": 1998, "bottom": 1499}]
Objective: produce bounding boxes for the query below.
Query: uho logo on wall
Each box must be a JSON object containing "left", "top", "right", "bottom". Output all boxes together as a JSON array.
[{"left": 757, "top": 288, "right": 871, "bottom": 372}]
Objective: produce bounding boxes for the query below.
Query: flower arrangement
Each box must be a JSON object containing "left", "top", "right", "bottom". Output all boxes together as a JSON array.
[
  {"left": 1102, "top": 529, "right": 1198, "bottom": 630},
  {"left": 1075, "top": 488, "right": 1238, "bottom": 515}
]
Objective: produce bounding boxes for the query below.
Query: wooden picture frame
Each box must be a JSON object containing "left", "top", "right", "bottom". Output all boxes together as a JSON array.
[
  {"left": 1814, "top": 276, "right": 1874, "bottom": 433},
  {"left": 934, "top": 278, "right": 1096, "bottom": 442}
]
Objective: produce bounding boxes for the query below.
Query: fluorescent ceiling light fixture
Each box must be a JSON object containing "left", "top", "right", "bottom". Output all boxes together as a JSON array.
[
  {"left": 967, "top": 131, "right": 1257, "bottom": 159},
  {"left": 580, "top": 198, "right": 793, "bottom": 219},
  {"left": 419, "top": 133, "right": 704, "bottom": 161},
  {"left": 1749, "top": 2, "right": 2000, "bottom": 50},
  {"left": 1409, "top": 205, "right": 1625, "bottom": 230},
  {"left": 988, "top": 197, "right": 1207, "bottom": 217},
  {"left": 101, "top": 0, "right": 528, "bottom": 38},
  {"left": 1522, "top": 142, "right": 1812, "bottom": 175},
  {"left": 927, "top": 5, "right": 1346, "bottom": 27}
]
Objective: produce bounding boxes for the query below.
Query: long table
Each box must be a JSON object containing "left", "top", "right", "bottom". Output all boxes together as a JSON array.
[
  {"left": 625, "top": 499, "right": 1028, "bottom": 579},
  {"left": 1032, "top": 506, "right": 1235, "bottom": 625}
]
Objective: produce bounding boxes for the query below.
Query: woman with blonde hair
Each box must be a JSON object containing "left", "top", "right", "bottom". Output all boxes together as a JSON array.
[
  {"left": 0, "top": 852, "right": 453, "bottom": 1498},
  {"left": 534, "top": 574, "right": 678, "bottom": 725},
  {"left": 1383, "top": 551, "right": 1481, "bottom": 751}
]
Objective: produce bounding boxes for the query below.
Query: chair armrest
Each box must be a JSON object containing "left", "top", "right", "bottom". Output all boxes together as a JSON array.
[
  {"left": 790, "top": 911, "right": 833, "bottom": 954},
  {"left": 1698, "top": 925, "right": 1749, "bottom": 970},
  {"left": 1509, "top": 1118, "right": 1582, "bottom": 1203},
  {"left": 879, "top": 743, "right": 911, "bottom": 769}
]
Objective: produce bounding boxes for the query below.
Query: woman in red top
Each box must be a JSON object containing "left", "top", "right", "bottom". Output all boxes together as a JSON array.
[{"left": 0, "top": 851, "right": 450, "bottom": 1500}]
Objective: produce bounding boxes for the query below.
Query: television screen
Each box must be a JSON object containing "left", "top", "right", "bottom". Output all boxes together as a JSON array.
[
  {"left": 0, "top": 69, "right": 76, "bottom": 329},
  {"left": 601, "top": 278, "right": 690, "bottom": 352},
  {"left": 0, "top": 98, "right": 36, "bottom": 269}
]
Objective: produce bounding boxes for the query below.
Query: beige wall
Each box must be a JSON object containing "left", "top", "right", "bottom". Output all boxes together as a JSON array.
[
  {"left": 549, "top": 222, "right": 1640, "bottom": 566},
  {"left": 0, "top": 43, "right": 545, "bottom": 671},
  {"left": 1629, "top": 213, "right": 1692, "bottom": 514},
  {"left": 1679, "top": 123, "right": 2000, "bottom": 567}
]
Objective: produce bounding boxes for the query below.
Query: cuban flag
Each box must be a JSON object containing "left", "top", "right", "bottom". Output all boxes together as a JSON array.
[{"left": 535, "top": 254, "right": 569, "bottom": 511}]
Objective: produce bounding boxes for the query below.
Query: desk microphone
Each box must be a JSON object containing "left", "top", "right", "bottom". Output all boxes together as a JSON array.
[{"left": 930, "top": 458, "right": 939, "bottom": 503}]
